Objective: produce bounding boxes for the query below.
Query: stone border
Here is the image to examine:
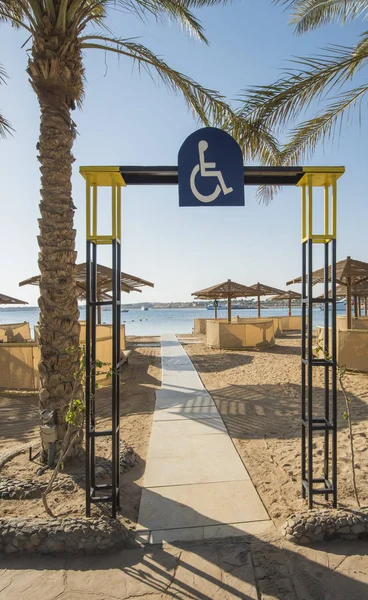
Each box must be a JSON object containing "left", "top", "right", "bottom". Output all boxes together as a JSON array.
[
  {"left": 0, "top": 441, "right": 138, "bottom": 499},
  {"left": 282, "top": 508, "right": 368, "bottom": 544},
  {"left": 0, "top": 517, "right": 131, "bottom": 554},
  {"left": 0, "top": 476, "right": 75, "bottom": 499}
]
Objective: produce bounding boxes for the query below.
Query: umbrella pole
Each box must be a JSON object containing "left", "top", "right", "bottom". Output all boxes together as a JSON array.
[
  {"left": 228, "top": 295, "right": 232, "bottom": 323},
  {"left": 289, "top": 298, "right": 292, "bottom": 317},
  {"left": 258, "top": 296, "right": 261, "bottom": 318},
  {"left": 354, "top": 295, "right": 358, "bottom": 319},
  {"left": 365, "top": 297, "right": 368, "bottom": 316},
  {"left": 346, "top": 278, "right": 352, "bottom": 329},
  {"left": 214, "top": 300, "right": 218, "bottom": 320}
]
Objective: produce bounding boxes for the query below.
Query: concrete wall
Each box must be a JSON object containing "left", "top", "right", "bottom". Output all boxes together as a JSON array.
[
  {"left": 278, "top": 316, "right": 303, "bottom": 331},
  {"left": 316, "top": 326, "right": 368, "bottom": 372},
  {"left": 339, "top": 329, "right": 368, "bottom": 372},
  {"left": 0, "top": 342, "right": 40, "bottom": 390},
  {"left": 0, "top": 336, "right": 114, "bottom": 392},
  {"left": 79, "top": 322, "right": 126, "bottom": 350},
  {"left": 206, "top": 320, "right": 275, "bottom": 349},
  {"left": 193, "top": 318, "right": 229, "bottom": 335},
  {"left": 233, "top": 316, "right": 284, "bottom": 338},
  {"left": 352, "top": 317, "right": 368, "bottom": 330},
  {"left": 0, "top": 322, "right": 31, "bottom": 343}
]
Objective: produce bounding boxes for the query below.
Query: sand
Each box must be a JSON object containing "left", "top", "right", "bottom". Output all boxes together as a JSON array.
[
  {"left": 1, "top": 332, "right": 368, "bottom": 530},
  {"left": 0, "top": 344, "right": 161, "bottom": 527},
  {"left": 183, "top": 334, "right": 368, "bottom": 525}
]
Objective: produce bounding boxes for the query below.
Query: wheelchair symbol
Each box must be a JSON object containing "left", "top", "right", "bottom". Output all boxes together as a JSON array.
[{"left": 190, "top": 140, "right": 233, "bottom": 203}]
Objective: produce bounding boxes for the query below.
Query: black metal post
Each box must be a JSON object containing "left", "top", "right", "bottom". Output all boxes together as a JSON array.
[
  {"left": 307, "top": 239, "right": 313, "bottom": 509},
  {"left": 91, "top": 243, "right": 97, "bottom": 494},
  {"left": 301, "top": 241, "right": 307, "bottom": 499},
  {"left": 85, "top": 241, "right": 92, "bottom": 516},
  {"left": 332, "top": 238, "right": 338, "bottom": 507},
  {"left": 324, "top": 241, "right": 330, "bottom": 501},
  {"left": 116, "top": 239, "right": 121, "bottom": 510}
]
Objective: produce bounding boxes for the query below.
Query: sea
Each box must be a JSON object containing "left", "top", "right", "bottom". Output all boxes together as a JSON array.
[{"left": 0, "top": 306, "right": 329, "bottom": 337}]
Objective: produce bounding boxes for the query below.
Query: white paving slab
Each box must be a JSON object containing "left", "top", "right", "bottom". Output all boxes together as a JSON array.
[{"left": 137, "top": 333, "right": 272, "bottom": 543}]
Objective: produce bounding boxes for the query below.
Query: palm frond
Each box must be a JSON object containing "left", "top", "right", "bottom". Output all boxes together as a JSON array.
[
  {"left": 292, "top": 0, "right": 368, "bottom": 34},
  {"left": 281, "top": 83, "right": 368, "bottom": 163},
  {"left": 239, "top": 42, "right": 368, "bottom": 132},
  {"left": 273, "top": 1, "right": 368, "bottom": 34},
  {"left": 0, "top": 62, "right": 13, "bottom": 137},
  {"left": 255, "top": 184, "right": 282, "bottom": 205},
  {"left": 101, "top": 0, "right": 207, "bottom": 42},
  {"left": 80, "top": 34, "right": 281, "bottom": 162}
]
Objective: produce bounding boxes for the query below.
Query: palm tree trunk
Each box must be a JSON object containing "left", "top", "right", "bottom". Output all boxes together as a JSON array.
[
  {"left": 36, "top": 100, "right": 81, "bottom": 457},
  {"left": 27, "top": 31, "right": 84, "bottom": 460}
]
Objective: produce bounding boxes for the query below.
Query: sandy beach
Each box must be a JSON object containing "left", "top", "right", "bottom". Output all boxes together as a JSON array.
[
  {"left": 1, "top": 332, "right": 368, "bottom": 527},
  {"left": 0, "top": 344, "right": 161, "bottom": 529},
  {"left": 181, "top": 333, "right": 368, "bottom": 525}
]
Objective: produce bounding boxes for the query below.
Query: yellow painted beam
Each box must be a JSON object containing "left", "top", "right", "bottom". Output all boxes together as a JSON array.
[
  {"left": 324, "top": 184, "right": 329, "bottom": 237},
  {"left": 89, "top": 235, "right": 120, "bottom": 245},
  {"left": 80, "top": 166, "right": 126, "bottom": 187},
  {"left": 301, "top": 184, "right": 306, "bottom": 240},
  {"left": 332, "top": 177, "right": 337, "bottom": 239},
  {"left": 298, "top": 167, "right": 344, "bottom": 187}
]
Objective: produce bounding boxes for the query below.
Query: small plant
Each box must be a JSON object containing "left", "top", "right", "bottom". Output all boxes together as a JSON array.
[{"left": 41, "top": 347, "right": 111, "bottom": 517}]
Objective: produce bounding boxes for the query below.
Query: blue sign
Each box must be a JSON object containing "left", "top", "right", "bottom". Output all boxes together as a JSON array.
[{"left": 178, "top": 127, "right": 244, "bottom": 207}]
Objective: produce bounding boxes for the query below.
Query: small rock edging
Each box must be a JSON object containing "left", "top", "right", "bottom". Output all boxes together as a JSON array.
[
  {"left": 0, "top": 517, "right": 131, "bottom": 554},
  {"left": 0, "top": 476, "right": 75, "bottom": 499},
  {"left": 282, "top": 508, "right": 368, "bottom": 544}
]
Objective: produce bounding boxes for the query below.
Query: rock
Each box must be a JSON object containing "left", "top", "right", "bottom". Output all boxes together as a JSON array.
[
  {"left": 30, "top": 534, "right": 41, "bottom": 546},
  {"left": 298, "top": 536, "right": 312, "bottom": 544},
  {"left": 352, "top": 523, "right": 366, "bottom": 535},
  {"left": 338, "top": 526, "right": 351, "bottom": 534}
]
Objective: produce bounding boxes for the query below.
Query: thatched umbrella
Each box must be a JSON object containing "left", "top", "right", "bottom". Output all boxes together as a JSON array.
[
  {"left": 0, "top": 293, "right": 28, "bottom": 305},
  {"left": 270, "top": 290, "right": 301, "bottom": 316},
  {"left": 192, "top": 279, "right": 255, "bottom": 322},
  {"left": 287, "top": 256, "right": 368, "bottom": 329},
  {"left": 319, "top": 281, "right": 368, "bottom": 317},
  {"left": 20, "top": 263, "right": 154, "bottom": 324},
  {"left": 249, "top": 282, "right": 288, "bottom": 318}
]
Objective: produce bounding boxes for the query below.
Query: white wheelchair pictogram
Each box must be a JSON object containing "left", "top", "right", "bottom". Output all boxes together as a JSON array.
[{"left": 190, "top": 140, "right": 233, "bottom": 203}]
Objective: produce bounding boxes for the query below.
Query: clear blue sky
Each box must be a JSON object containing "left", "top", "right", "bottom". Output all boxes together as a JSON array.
[{"left": 0, "top": 1, "right": 366, "bottom": 305}]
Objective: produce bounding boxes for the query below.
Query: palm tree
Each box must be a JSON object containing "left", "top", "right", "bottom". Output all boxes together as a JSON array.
[
  {"left": 0, "top": 0, "right": 279, "bottom": 455},
  {"left": 239, "top": 0, "right": 368, "bottom": 167}
]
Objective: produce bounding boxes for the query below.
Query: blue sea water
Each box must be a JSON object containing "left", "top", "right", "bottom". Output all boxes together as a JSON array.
[{"left": 0, "top": 306, "right": 328, "bottom": 337}]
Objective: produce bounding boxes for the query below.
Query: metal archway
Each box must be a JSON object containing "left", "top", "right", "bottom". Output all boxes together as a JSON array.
[{"left": 80, "top": 164, "right": 344, "bottom": 516}]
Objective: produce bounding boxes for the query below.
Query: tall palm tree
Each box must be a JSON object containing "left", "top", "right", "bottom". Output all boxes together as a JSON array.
[
  {"left": 0, "top": 0, "right": 279, "bottom": 454},
  {"left": 239, "top": 0, "right": 368, "bottom": 167}
]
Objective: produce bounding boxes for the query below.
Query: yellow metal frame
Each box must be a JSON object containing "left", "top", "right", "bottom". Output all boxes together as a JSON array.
[
  {"left": 80, "top": 165, "right": 345, "bottom": 245},
  {"left": 80, "top": 166, "right": 126, "bottom": 243},
  {"left": 298, "top": 167, "right": 344, "bottom": 243}
]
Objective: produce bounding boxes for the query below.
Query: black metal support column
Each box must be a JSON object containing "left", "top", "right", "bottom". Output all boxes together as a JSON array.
[
  {"left": 85, "top": 238, "right": 121, "bottom": 518},
  {"left": 301, "top": 237, "right": 337, "bottom": 507}
]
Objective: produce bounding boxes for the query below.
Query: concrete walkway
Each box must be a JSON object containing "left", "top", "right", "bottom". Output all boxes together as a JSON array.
[{"left": 137, "top": 334, "right": 273, "bottom": 544}]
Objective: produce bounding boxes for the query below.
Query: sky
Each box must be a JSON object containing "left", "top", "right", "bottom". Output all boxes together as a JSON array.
[{"left": 0, "top": 0, "right": 367, "bottom": 305}]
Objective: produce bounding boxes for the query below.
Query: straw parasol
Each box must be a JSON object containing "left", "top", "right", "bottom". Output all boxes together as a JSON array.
[
  {"left": 270, "top": 290, "right": 301, "bottom": 316},
  {"left": 287, "top": 256, "right": 368, "bottom": 328},
  {"left": 319, "top": 282, "right": 368, "bottom": 317},
  {"left": 249, "top": 282, "right": 288, "bottom": 318},
  {"left": 19, "top": 263, "right": 154, "bottom": 324},
  {"left": 192, "top": 279, "right": 255, "bottom": 322},
  {"left": 0, "top": 292, "right": 28, "bottom": 305}
]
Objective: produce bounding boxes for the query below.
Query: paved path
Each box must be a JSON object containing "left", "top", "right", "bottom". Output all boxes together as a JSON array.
[{"left": 137, "top": 334, "right": 273, "bottom": 544}]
